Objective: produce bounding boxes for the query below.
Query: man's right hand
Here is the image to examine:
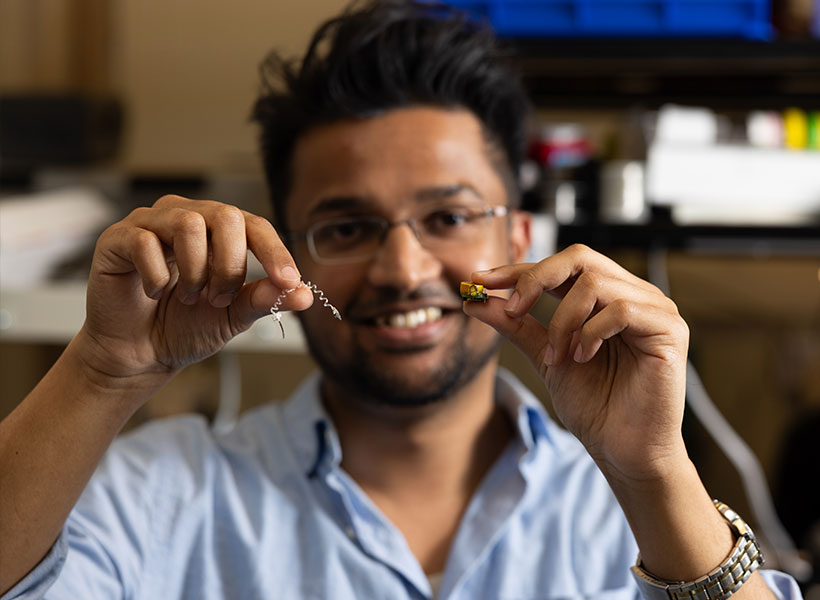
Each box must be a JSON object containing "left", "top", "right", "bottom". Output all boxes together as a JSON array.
[
  {"left": 77, "top": 194, "right": 314, "bottom": 388},
  {"left": 1, "top": 195, "right": 315, "bottom": 595}
]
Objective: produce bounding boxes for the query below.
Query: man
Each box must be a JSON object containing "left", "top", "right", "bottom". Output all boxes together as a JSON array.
[{"left": 0, "top": 1, "right": 803, "bottom": 598}]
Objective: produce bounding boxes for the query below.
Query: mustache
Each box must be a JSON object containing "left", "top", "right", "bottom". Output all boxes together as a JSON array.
[{"left": 345, "top": 281, "right": 463, "bottom": 318}]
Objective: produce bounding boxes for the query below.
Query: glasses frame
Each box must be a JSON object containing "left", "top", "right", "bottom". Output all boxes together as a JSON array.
[{"left": 288, "top": 203, "right": 509, "bottom": 265}]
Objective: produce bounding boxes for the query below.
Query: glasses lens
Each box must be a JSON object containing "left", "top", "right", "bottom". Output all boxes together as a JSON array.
[
  {"left": 417, "top": 202, "right": 495, "bottom": 246},
  {"left": 309, "top": 216, "right": 385, "bottom": 263},
  {"left": 305, "top": 202, "right": 506, "bottom": 264}
]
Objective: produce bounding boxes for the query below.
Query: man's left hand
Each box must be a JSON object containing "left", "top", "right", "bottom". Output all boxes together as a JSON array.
[{"left": 464, "top": 244, "right": 691, "bottom": 485}]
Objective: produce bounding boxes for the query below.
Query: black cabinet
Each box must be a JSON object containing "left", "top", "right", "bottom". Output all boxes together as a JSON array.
[{"left": 509, "top": 38, "right": 820, "bottom": 109}]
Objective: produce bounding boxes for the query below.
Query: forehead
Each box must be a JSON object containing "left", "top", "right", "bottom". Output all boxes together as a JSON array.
[{"left": 286, "top": 107, "right": 506, "bottom": 224}]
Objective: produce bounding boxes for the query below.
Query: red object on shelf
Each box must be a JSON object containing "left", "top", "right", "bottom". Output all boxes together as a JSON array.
[{"left": 528, "top": 124, "right": 593, "bottom": 168}]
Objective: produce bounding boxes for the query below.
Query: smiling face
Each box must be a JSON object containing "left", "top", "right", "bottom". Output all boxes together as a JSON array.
[{"left": 285, "top": 106, "right": 530, "bottom": 407}]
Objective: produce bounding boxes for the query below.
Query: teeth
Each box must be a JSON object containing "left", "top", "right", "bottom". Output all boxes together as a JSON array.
[
  {"left": 375, "top": 306, "right": 443, "bottom": 329},
  {"left": 405, "top": 311, "right": 419, "bottom": 327}
]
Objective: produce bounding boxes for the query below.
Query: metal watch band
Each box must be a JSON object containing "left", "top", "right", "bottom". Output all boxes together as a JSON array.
[{"left": 630, "top": 499, "right": 764, "bottom": 600}]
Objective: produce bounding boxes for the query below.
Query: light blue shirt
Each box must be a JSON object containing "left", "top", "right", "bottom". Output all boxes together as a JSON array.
[{"left": 5, "top": 370, "right": 802, "bottom": 599}]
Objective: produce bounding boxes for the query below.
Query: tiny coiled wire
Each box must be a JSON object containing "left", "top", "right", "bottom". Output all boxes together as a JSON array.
[{"left": 269, "top": 280, "right": 341, "bottom": 338}]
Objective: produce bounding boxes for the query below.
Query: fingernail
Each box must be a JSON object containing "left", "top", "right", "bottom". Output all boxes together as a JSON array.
[
  {"left": 473, "top": 269, "right": 491, "bottom": 276},
  {"left": 573, "top": 343, "right": 584, "bottom": 363},
  {"left": 504, "top": 290, "right": 520, "bottom": 313},
  {"left": 544, "top": 344, "right": 555, "bottom": 366},
  {"left": 182, "top": 290, "right": 200, "bottom": 305},
  {"left": 281, "top": 265, "right": 300, "bottom": 282},
  {"left": 212, "top": 293, "right": 234, "bottom": 308}
]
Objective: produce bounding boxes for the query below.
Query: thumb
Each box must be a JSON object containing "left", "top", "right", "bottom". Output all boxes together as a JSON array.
[
  {"left": 463, "top": 296, "right": 552, "bottom": 372},
  {"left": 228, "top": 278, "right": 315, "bottom": 334}
]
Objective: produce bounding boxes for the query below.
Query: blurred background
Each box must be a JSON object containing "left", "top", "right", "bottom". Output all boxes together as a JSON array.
[{"left": 1, "top": 0, "right": 818, "bottom": 593}]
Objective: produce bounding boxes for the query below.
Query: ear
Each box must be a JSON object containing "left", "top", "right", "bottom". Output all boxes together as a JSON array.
[{"left": 508, "top": 210, "right": 532, "bottom": 264}]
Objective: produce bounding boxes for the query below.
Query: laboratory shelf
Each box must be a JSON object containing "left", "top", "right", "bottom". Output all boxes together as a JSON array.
[{"left": 508, "top": 38, "right": 820, "bottom": 109}]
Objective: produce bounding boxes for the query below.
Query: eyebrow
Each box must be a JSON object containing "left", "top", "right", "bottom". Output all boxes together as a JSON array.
[
  {"left": 307, "top": 183, "right": 485, "bottom": 218},
  {"left": 306, "top": 196, "right": 370, "bottom": 218},
  {"left": 417, "top": 183, "right": 484, "bottom": 203}
]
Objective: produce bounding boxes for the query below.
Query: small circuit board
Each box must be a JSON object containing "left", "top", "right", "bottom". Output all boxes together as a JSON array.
[{"left": 460, "top": 281, "right": 489, "bottom": 302}]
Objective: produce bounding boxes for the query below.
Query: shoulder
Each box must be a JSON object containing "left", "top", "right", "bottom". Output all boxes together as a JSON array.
[
  {"left": 99, "top": 402, "right": 291, "bottom": 495},
  {"left": 87, "top": 413, "right": 218, "bottom": 506}
]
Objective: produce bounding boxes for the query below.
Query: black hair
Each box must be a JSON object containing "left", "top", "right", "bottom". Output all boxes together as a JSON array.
[{"left": 251, "top": 0, "right": 531, "bottom": 229}]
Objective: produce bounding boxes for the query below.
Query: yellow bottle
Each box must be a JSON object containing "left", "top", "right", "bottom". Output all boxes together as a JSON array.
[{"left": 783, "top": 108, "right": 807, "bottom": 149}]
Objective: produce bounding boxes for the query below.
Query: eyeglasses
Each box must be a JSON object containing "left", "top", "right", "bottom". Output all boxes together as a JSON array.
[{"left": 289, "top": 201, "right": 509, "bottom": 265}]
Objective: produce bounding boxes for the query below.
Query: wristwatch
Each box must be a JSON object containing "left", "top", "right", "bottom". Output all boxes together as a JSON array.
[{"left": 631, "top": 500, "right": 764, "bottom": 600}]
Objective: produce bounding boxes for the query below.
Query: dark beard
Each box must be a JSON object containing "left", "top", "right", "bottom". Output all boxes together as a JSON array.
[{"left": 300, "top": 315, "right": 501, "bottom": 407}]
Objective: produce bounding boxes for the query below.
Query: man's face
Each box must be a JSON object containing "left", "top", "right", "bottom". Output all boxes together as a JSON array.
[{"left": 285, "top": 107, "right": 530, "bottom": 406}]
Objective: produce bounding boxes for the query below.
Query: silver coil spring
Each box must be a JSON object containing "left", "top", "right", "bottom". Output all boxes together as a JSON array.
[{"left": 269, "top": 280, "right": 341, "bottom": 338}]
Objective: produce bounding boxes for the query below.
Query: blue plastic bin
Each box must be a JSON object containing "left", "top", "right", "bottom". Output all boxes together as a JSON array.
[{"left": 444, "top": 0, "right": 772, "bottom": 39}]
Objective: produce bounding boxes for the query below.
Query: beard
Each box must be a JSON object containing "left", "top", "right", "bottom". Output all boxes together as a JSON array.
[{"left": 299, "top": 311, "right": 501, "bottom": 407}]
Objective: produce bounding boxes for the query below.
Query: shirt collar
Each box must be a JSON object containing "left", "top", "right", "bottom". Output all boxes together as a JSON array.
[
  {"left": 280, "top": 368, "right": 555, "bottom": 479},
  {"left": 494, "top": 367, "right": 554, "bottom": 452},
  {"left": 280, "top": 374, "right": 341, "bottom": 478}
]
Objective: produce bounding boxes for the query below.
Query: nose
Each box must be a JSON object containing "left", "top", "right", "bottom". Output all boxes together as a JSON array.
[{"left": 366, "top": 222, "right": 442, "bottom": 290}]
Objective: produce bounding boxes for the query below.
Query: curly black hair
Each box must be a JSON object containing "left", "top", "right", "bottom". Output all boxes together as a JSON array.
[{"left": 251, "top": 0, "right": 531, "bottom": 229}]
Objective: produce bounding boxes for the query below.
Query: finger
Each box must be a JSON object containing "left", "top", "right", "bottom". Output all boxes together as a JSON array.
[
  {"left": 473, "top": 244, "right": 663, "bottom": 317},
  {"left": 243, "top": 211, "right": 302, "bottom": 288},
  {"left": 124, "top": 206, "right": 209, "bottom": 304},
  {"left": 154, "top": 199, "right": 300, "bottom": 304},
  {"left": 546, "top": 271, "right": 672, "bottom": 365},
  {"left": 200, "top": 203, "right": 247, "bottom": 308},
  {"left": 471, "top": 262, "right": 533, "bottom": 290},
  {"left": 572, "top": 300, "right": 689, "bottom": 364},
  {"left": 134, "top": 197, "right": 302, "bottom": 306},
  {"left": 98, "top": 226, "right": 172, "bottom": 299},
  {"left": 228, "top": 278, "right": 315, "bottom": 334},
  {"left": 152, "top": 199, "right": 248, "bottom": 306},
  {"left": 128, "top": 230, "right": 173, "bottom": 299},
  {"left": 463, "top": 297, "right": 552, "bottom": 376}
]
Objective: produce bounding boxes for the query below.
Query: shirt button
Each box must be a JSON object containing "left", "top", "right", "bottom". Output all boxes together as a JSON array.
[{"left": 345, "top": 526, "right": 356, "bottom": 540}]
